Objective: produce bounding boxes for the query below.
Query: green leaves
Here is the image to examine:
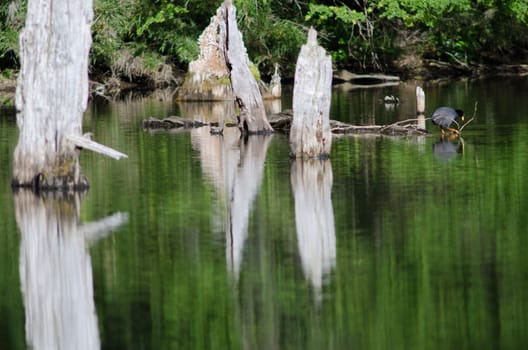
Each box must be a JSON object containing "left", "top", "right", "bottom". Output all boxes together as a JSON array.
[
  {"left": 135, "top": 3, "right": 188, "bottom": 37},
  {"left": 306, "top": 4, "right": 365, "bottom": 25}
]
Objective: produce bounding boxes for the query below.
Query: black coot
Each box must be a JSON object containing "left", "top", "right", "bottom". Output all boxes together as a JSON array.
[{"left": 431, "top": 107, "right": 464, "bottom": 135}]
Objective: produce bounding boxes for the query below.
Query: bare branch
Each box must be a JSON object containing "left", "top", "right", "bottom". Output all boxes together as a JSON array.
[
  {"left": 459, "top": 101, "right": 478, "bottom": 132},
  {"left": 67, "top": 134, "right": 128, "bottom": 160}
]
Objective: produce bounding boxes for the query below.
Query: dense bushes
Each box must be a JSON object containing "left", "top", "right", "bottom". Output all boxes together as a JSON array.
[{"left": 1, "top": 0, "right": 527, "bottom": 82}]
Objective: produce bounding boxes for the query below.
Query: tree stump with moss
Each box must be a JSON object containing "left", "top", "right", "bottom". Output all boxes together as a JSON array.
[
  {"left": 176, "top": 5, "right": 234, "bottom": 101},
  {"left": 177, "top": 0, "right": 273, "bottom": 134}
]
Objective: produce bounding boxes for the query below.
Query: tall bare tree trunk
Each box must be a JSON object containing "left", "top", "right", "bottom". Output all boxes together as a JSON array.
[
  {"left": 290, "top": 28, "right": 332, "bottom": 159},
  {"left": 12, "top": 0, "right": 93, "bottom": 189},
  {"left": 223, "top": 0, "right": 273, "bottom": 134}
]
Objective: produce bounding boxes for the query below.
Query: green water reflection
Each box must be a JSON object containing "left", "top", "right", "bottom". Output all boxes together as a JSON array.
[{"left": 0, "top": 77, "right": 527, "bottom": 349}]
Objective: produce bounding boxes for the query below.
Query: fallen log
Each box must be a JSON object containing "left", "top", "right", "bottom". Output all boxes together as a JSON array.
[
  {"left": 142, "top": 110, "right": 428, "bottom": 136},
  {"left": 333, "top": 69, "right": 400, "bottom": 83},
  {"left": 142, "top": 116, "right": 207, "bottom": 129}
]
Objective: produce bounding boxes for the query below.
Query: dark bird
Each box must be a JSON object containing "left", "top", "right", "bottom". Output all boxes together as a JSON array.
[{"left": 431, "top": 107, "right": 464, "bottom": 136}]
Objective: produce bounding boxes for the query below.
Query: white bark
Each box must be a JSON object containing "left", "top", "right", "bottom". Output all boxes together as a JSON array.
[
  {"left": 290, "top": 28, "right": 332, "bottom": 158},
  {"left": 176, "top": 6, "right": 233, "bottom": 101},
  {"left": 416, "top": 86, "right": 426, "bottom": 129},
  {"left": 223, "top": 1, "right": 273, "bottom": 134},
  {"left": 12, "top": 0, "right": 124, "bottom": 189},
  {"left": 416, "top": 86, "right": 425, "bottom": 114}
]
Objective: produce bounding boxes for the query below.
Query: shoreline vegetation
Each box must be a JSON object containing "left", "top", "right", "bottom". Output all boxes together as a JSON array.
[
  {"left": 1, "top": 62, "right": 527, "bottom": 107},
  {"left": 1, "top": 0, "right": 527, "bottom": 105}
]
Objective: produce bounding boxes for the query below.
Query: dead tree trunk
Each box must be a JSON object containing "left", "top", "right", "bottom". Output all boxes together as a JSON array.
[
  {"left": 416, "top": 86, "right": 426, "bottom": 129},
  {"left": 223, "top": 0, "right": 273, "bottom": 134},
  {"left": 290, "top": 28, "right": 332, "bottom": 159},
  {"left": 177, "top": 1, "right": 274, "bottom": 134},
  {"left": 12, "top": 0, "right": 126, "bottom": 190}
]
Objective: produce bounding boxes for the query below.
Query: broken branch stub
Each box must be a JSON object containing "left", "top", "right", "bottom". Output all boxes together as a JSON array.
[{"left": 290, "top": 28, "right": 332, "bottom": 159}]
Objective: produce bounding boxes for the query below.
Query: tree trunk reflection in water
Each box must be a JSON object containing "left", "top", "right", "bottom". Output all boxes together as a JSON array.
[
  {"left": 14, "top": 190, "right": 127, "bottom": 350},
  {"left": 191, "top": 125, "right": 272, "bottom": 279},
  {"left": 291, "top": 159, "right": 336, "bottom": 302}
]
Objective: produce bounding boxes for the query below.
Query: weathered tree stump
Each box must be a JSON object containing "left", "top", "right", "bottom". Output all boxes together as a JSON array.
[
  {"left": 224, "top": 1, "right": 273, "bottom": 134},
  {"left": 176, "top": 6, "right": 233, "bottom": 101},
  {"left": 177, "top": 0, "right": 274, "bottom": 134},
  {"left": 416, "top": 86, "right": 426, "bottom": 129},
  {"left": 12, "top": 0, "right": 126, "bottom": 190},
  {"left": 290, "top": 28, "right": 332, "bottom": 158}
]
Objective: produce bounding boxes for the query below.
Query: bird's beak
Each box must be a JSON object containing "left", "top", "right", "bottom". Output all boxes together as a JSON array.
[{"left": 461, "top": 115, "right": 465, "bottom": 121}]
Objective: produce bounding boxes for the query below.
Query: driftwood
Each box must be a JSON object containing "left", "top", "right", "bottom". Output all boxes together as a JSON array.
[
  {"left": 143, "top": 111, "right": 429, "bottom": 136},
  {"left": 142, "top": 116, "right": 237, "bottom": 130},
  {"left": 333, "top": 69, "right": 400, "bottom": 83}
]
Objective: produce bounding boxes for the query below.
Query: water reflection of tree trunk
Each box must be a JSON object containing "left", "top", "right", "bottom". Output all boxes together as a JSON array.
[
  {"left": 291, "top": 160, "right": 336, "bottom": 301},
  {"left": 14, "top": 190, "right": 127, "bottom": 350},
  {"left": 191, "top": 123, "right": 272, "bottom": 279},
  {"left": 226, "top": 135, "right": 272, "bottom": 278}
]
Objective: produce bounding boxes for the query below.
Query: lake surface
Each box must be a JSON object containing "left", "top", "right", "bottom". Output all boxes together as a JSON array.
[{"left": 1, "top": 77, "right": 528, "bottom": 349}]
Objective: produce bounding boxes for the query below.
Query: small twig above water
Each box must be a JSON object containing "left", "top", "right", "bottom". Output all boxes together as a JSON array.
[{"left": 459, "top": 101, "right": 478, "bottom": 132}]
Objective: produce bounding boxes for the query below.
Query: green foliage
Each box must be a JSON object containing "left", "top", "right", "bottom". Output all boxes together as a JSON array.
[
  {"left": 130, "top": 0, "right": 201, "bottom": 65},
  {"left": 306, "top": 4, "right": 365, "bottom": 25},
  {"left": 91, "top": 0, "right": 134, "bottom": 68},
  {"left": 0, "top": 0, "right": 25, "bottom": 68},
  {"left": 375, "top": 0, "right": 528, "bottom": 65},
  {"left": 305, "top": 2, "right": 383, "bottom": 69},
  {"left": 511, "top": 0, "right": 528, "bottom": 22},
  {"left": 236, "top": 0, "right": 306, "bottom": 76},
  {"left": 0, "top": 0, "right": 527, "bottom": 80},
  {"left": 135, "top": 3, "right": 188, "bottom": 37}
]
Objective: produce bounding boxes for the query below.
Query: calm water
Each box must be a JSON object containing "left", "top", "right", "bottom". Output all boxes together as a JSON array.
[{"left": 1, "top": 77, "right": 528, "bottom": 349}]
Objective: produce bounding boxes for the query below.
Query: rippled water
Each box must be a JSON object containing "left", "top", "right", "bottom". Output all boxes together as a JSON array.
[{"left": 1, "top": 77, "right": 528, "bottom": 349}]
